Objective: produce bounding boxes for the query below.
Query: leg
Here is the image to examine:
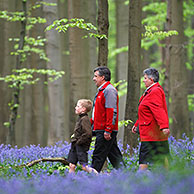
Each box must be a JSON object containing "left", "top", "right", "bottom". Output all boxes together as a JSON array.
[
  {"left": 92, "top": 131, "right": 115, "bottom": 172},
  {"left": 164, "top": 156, "right": 169, "bottom": 170},
  {"left": 107, "top": 132, "right": 125, "bottom": 169},
  {"left": 138, "top": 142, "right": 152, "bottom": 171},
  {"left": 69, "top": 163, "right": 76, "bottom": 173},
  {"left": 67, "top": 144, "right": 78, "bottom": 173},
  {"left": 154, "top": 141, "right": 171, "bottom": 170},
  {"left": 139, "top": 164, "right": 148, "bottom": 171},
  {"left": 81, "top": 165, "right": 98, "bottom": 174},
  {"left": 76, "top": 145, "right": 98, "bottom": 174}
]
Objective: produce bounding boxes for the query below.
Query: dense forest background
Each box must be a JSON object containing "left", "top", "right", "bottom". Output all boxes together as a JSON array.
[{"left": 0, "top": 0, "right": 193, "bottom": 148}]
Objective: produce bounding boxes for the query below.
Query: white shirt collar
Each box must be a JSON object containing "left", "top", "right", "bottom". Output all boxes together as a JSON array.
[{"left": 145, "top": 82, "right": 157, "bottom": 93}]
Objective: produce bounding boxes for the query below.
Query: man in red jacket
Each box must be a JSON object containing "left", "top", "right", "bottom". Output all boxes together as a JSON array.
[
  {"left": 132, "top": 68, "right": 170, "bottom": 171},
  {"left": 91, "top": 66, "right": 125, "bottom": 173}
]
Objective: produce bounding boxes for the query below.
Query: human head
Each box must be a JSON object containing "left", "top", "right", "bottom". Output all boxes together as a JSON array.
[
  {"left": 143, "top": 68, "right": 159, "bottom": 88},
  {"left": 76, "top": 99, "right": 93, "bottom": 115},
  {"left": 94, "top": 66, "right": 111, "bottom": 81},
  {"left": 93, "top": 66, "right": 111, "bottom": 87},
  {"left": 143, "top": 68, "right": 159, "bottom": 83}
]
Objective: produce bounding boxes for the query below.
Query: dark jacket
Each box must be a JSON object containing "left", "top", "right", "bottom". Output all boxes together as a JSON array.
[
  {"left": 90, "top": 81, "right": 119, "bottom": 133},
  {"left": 71, "top": 113, "right": 92, "bottom": 148}
]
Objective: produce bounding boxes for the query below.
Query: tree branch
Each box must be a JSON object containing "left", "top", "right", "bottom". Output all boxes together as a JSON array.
[{"left": 0, "top": 157, "right": 69, "bottom": 169}]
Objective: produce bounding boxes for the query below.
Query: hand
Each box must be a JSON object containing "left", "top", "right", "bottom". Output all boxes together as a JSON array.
[
  {"left": 132, "top": 125, "right": 137, "bottom": 134},
  {"left": 162, "top": 128, "right": 170, "bottom": 136},
  {"left": 104, "top": 132, "right": 111, "bottom": 141}
]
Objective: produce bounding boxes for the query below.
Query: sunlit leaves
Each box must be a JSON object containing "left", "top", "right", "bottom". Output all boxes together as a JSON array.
[
  {"left": 119, "top": 119, "right": 133, "bottom": 128},
  {"left": 144, "top": 26, "right": 178, "bottom": 39},
  {"left": 29, "top": 1, "right": 57, "bottom": 11},
  {"left": 45, "top": 18, "right": 107, "bottom": 40},
  {"left": 0, "top": 68, "right": 65, "bottom": 89},
  {"left": 142, "top": 26, "right": 178, "bottom": 50},
  {"left": 188, "top": 94, "right": 194, "bottom": 112}
]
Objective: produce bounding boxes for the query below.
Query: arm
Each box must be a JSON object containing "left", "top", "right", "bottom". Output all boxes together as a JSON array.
[
  {"left": 161, "top": 128, "right": 170, "bottom": 136},
  {"left": 104, "top": 87, "right": 118, "bottom": 133},
  {"left": 132, "top": 120, "right": 139, "bottom": 133},
  {"left": 104, "top": 86, "right": 118, "bottom": 140},
  {"left": 147, "top": 88, "right": 169, "bottom": 130}
]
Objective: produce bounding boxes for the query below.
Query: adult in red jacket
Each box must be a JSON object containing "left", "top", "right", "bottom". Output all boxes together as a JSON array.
[
  {"left": 132, "top": 68, "right": 170, "bottom": 171},
  {"left": 91, "top": 66, "right": 125, "bottom": 172}
]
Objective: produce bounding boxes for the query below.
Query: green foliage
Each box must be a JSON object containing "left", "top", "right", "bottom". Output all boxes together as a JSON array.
[
  {"left": 0, "top": 2, "right": 66, "bottom": 130},
  {"left": 0, "top": 11, "right": 25, "bottom": 22},
  {"left": 142, "top": 26, "right": 178, "bottom": 50},
  {"left": 9, "top": 36, "right": 49, "bottom": 62},
  {"left": 29, "top": 1, "right": 57, "bottom": 11},
  {"left": 109, "top": 47, "right": 128, "bottom": 58},
  {"left": 45, "top": 18, "right": 107, "bottom": 40},
  {"left": 0, "top": 11, "right": 47, "bottom": 29},
  {"left": 142, "top": 2, "right": 167, "bottom": 28},
  {"left": 110, "top": 25, "right": 178, "bottom": 62},
  {"left": 143, "top": 26, "right": 178, "bottom": 40},
  {"left": 183, "top": 0, "right": 194, "bottom": 20},
  {"left": 184, "top": 1, "right": 194, "bottom": 69},
  {"left": 113, "top": 80, "right": 127, "bottom": 97},
  {"left": 0, "top": 68, "right": 65, "bottom": 89},
  {"left": 119, "top": 119, "right": 133, "bottom": 129},
  {"left": 188, "top": 94, "right": 194, "bottom": 112}
]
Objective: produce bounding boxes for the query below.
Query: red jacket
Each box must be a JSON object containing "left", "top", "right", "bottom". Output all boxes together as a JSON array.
[
  {"left": 134, "top": 83, "right": 169, "bottom": 141},
  {"left": 91, "top": 81, "right": 119, "bottom": 133}
]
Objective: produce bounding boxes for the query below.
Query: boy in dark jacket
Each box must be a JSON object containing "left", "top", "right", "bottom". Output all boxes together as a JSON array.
[{"left": 67, "top": 99, "right": 98, "bottom": 174}]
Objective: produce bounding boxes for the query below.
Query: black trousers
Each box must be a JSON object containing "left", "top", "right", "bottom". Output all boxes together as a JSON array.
[
  {"left": 139, "top": 141, "right": 170, "bottom": 165},
  {"left": 91, "top": 131, "right": 125, "bottom": 172}
]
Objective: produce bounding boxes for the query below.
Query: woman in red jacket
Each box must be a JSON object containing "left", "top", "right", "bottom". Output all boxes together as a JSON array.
[{"left": 132, "top": 68, "right": 170, "bottom": 171}]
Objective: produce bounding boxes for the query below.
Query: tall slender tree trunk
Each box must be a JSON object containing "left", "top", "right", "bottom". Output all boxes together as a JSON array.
[
  {"left": 97, "top": 0, "right": 109, "bottom": 66},
  {"left": 189, "top": 16, "right": 194, "bottom": 135},
  {"left": 169, "top": 0, "right": 190, "bottom": 138},
  {"left": 163, "top": 0, "right": 172, "bottom": 109},
  {"left": 88, "top": 0, "right": 98, "bottom": 98},
  {"left": 68, "top": 0, "right": 96, "bottom": 136},
  {"left": 7, "top": 0, "right": 27, "bottom": 146},
  {"left": 0, "top": 0, "right": 17, "bottom": 144},
  {"left": 115, "top": 0, "right": 128, "bottom": 142},
  {"left": 141, "top": 1, "right": 150, "bottom": 76},
  {"left": 43, "top": 0, "right": 65, "bottom": 145},
  {"left": 124, "top": 0, "right": 142, "bottom": 149},
  {"left": 58, "top": 0, "right": 71, "bottom": 142},
  {"left": 16, "top": 0, "right": 48, "bottom": 147}
]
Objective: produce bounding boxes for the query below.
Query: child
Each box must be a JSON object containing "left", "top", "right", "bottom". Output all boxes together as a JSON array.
[{"left": 67, "top": 99, "right": 98, "bottom": 174}]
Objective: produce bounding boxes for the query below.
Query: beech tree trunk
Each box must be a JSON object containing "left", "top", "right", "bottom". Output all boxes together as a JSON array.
[
  {"left": 0, "top": 0, "right": 17, "bottom": 144},
  {"left": 189, "top": 16, "right": 194, "bottom": 135},
  {"left": 68, "top": 0, "right": 97, "bottom": 136},
  {"left": 124, "top": 0, "right": 142, "bottom": 149},
  {"left": 97, "top": 0, "right": 109, "bottom": 66},
  {"left": 7, "top": 0, "right": 27, "bottom": 146},
  {"left": 44, "top": 0, "right": 65, "bottom": 145},
  {"left": 115, "top": 0, "right": 128, "bottom": 142},
  {"left": 163, "top": 0, "right": 172, "bottom": 109},
  {"left": 169, "top": 0, "right": 190, "bottom": 138},
  {"left": 58, "top": 0, "right": 71, "bottom": 142}
]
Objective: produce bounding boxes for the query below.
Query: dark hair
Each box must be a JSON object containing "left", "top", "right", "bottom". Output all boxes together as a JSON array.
[
  {"left": 94, "top": 66, "right": 111, "bottom": 81},
  {"left": 143, "top": 67, "right": 159, "bottom": 82}
]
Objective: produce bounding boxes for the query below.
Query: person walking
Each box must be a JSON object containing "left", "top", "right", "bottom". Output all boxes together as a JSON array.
[
  {"left": 67, "top": 99, "right": 98, "bottom": 174},
  {"left": 91, "top": 66, "right": 125, "bottom": 173},
  {"left": 132, "top": 67, "right": 170, "bottom": 171}
]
